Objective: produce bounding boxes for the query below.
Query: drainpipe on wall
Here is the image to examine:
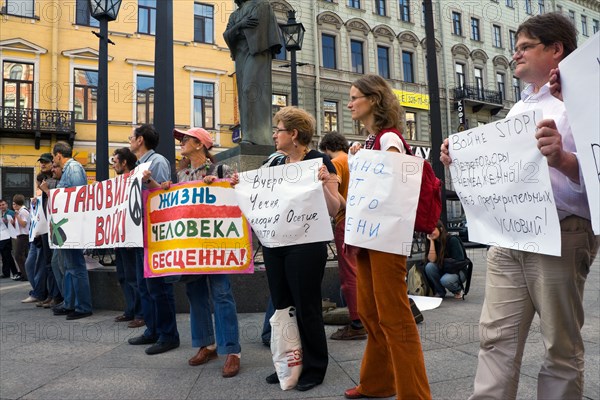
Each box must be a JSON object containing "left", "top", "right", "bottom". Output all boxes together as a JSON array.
[
  {"left": 51, "top": 0, "right": 59, "bottom": 111},
  {"left": 436, "top": 0, "right": 452, "bottom": 136},
  {"left": 312, "top": 3, "right": 322, "bottom": 138}
]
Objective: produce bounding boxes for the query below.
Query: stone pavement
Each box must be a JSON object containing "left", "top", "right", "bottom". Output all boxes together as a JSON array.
[{"left": 1, "top": 247, "right": 598, "bottom": 400}]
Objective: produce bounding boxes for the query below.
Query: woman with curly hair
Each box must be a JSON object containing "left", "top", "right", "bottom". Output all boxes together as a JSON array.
[{"left": 343, "top": 75, "right": 431, "bottom": 400}]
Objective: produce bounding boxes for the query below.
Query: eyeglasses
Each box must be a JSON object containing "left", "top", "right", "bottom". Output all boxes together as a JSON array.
[
  {"left": 349, "top": 95, "right": 367, "bottom": 103},
  {"left": 180, "top": 135, "right": 191, "bottom": 144},
  {"left": 128, "top": 135, "right": 136, "bottom": 141},
  {"left": 273, "top": 127, "right": 288, "bottom": 134},
  {"left": 513, "top": 42, "right": 543, "bottom": 57}
]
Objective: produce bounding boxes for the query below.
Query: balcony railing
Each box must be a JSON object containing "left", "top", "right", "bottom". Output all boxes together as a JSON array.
[
  {"left": 0, "top": 106, "right": 75, "bottom": 148},
  {"left": 453, "top": 85, "right": 503, "bottom": 106}
]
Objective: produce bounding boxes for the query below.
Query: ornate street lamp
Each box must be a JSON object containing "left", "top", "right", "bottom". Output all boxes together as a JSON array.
[
  {"left": 89, "top": 0, "right": 122, "bottom": 181},
  {"left": 279, "top": 10, "right": 305, "bottom": 106}
]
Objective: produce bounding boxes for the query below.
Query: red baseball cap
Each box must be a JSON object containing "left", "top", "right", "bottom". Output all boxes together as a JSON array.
[{"left": 173, "top": 127, "right": 214, "bottom": 149}]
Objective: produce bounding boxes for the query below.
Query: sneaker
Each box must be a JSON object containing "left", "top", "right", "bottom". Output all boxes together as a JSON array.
[
  {"left": 330, "top": 324, "right": 367, "bottom": 340},
  {"left": 21, "top": 296, "right": 40, "bottom": 304},
  {"left": 11, "top": 274, "right": 22, "bottom": 281}
]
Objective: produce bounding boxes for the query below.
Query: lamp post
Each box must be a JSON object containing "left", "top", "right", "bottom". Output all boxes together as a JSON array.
[
  {"left": 279, "top": 10, "right": 305, "bottom": 106},
  {"left": 89, "top": 0, "right": 121, "bottom": 182}
]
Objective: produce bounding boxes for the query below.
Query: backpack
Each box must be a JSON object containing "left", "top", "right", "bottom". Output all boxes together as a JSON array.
[
  {"left": 372, "top": 128, "right": 442, "bottom": 234},
  {"left": 407, "top": 262, "right": 433, "bottom": 297},
  {"left": 454, "top": 237, "right": 473, "bottom": 296}
]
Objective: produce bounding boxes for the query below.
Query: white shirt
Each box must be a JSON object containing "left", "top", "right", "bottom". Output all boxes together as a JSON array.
[
  {"left": 379, "top": 132, "right": 407, "bottom": 153},
  {"left": 16, "top": 208, "right": 30, "bottom": 236},
  {"left": 508, "top": 83, "right": 590, "bottom": 221}
]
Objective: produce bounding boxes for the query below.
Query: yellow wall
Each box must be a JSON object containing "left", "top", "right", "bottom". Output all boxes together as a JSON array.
[{"left": 0, "top": 0, "right": 237, "bottom": 175}]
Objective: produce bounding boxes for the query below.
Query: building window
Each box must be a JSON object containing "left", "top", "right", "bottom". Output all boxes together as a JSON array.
[
  {"left": 136, "top": 75, "right": 154, "bottom": 124},
  {"left": 73, "top": 69, "right": 98, "bottom": 121},
  {"left": 194, "top": 3, "right": 214, "bottom": 43},
  {"left": 512, "top": 76, "right": 521, "bottom": 102},
  {"left": 509, "top": 30, "right": 517, "bottom": 51},
  {"left": 471, "top": 18, "right": 480, "bottom": 41},
  {"left": 537, "top": 0, "right": 544, "bottom": 14},
  {"left": 405, "top": 112, "right": 416, "bottom": 140},
  {"left": 505, "top": 0, "right": 513, "bottom": 7},
  {"left": 375, "top": 0, "right": 386, "bottom": 16},
  {"left": 76, "top": 0, "right": 99, "bottom": 27},
  {"left": 272, "top": 94, "right": 287, "bottom": 118},
  {"left": 452, "top": 12, "right": 462, "bottom": 36},
  {"left": 323, "top": 100, "right": 338, "bottom": 133},
  {"left": 322, "top": 34, "right": 337, "bottom": 69},
  {"left": 5, "top": 0, "right": 34, "bottom": 17},
  {"left": 138, "top": 0, "right": 156, "bottom": 35},
  {"left": 497, "top": 72, "right": 505, "bottom": 101},
  {"left": 2, "top": 62, "right": 34, "bottom": 111},
  {"left": 377, "top": 46, "right": 390, "bottom": 79},
  {"left": 348, "top": 0, "right": 360, "bottom": 8},
  {"left": 351, "top": 40, "right": 364, "bottom": 74},
  {"left": 525, "top": 0, "right": 532, "bottom": 14},
  {"left": 193, "top": 81, "right": 214, "bottom": 129},
  {"left": 455, "top": 63, "right": 465, "bottom": 89},
  {"left": 493, "top": 25, "right": 502, "bottom": 48},
  {"left": 568, "top": 10, "right": 575, "bottom": 25},
  {"left": 402, "top": 51, "right": 414, "bottom": 83},
  {"left": 399, "top": 0, "right": 410, "bottom": 22},
  {"left": 593, "top": 19, "right": 599, "bottom": 34},
  {"left": 474, "top": 67, "right": 484, "bottom": 99},
  {"left": 581, "top": 15, "right": 588, "bottom": 36}
]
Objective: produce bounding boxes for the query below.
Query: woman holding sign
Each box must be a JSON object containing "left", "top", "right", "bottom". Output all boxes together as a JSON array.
[
  {"left": 344, "top": 75, "right": 431, "bottom": 400},
  {"left": 160, "top": 127, "right": 242, "bottom": 378},
  {"left": 263, "top": 106, "right": 340, "bottom": 391}
]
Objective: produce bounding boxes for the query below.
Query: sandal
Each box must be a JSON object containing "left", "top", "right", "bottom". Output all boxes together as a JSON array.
[{"left": 454, "top": 290, "right": 465, "bottom": 300}]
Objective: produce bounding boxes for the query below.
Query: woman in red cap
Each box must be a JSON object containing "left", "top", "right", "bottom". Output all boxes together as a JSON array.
[{"left": 164, "top": 127, "right": 242, "bottom": 378}]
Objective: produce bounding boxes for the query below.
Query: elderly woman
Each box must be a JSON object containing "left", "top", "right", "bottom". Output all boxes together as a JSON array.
[
  {"left": 263, "top": 106, "right": 340, "bottom": 392},
  {"left": 344, "top": 75, "right": 431, "bottom": 400},
  {"left": 162, "top": 127, "right": 242, "bottom": 378}
]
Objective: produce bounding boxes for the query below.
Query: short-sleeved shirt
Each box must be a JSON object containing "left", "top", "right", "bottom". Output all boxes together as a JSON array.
[
  {"left": 16, "top": 207, "right": 30, "bottom": 236},
  {"left": 331, "top": 153, "right": 349, "bottom": 224},
  {"left": 138, "top": 150, "right": 171, "bottom": 189}
]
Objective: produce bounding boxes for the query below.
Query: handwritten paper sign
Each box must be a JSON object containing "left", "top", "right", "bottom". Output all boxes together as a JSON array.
[
  {"left": 344, "top": 150, "right": 422, "bottom": 255},
  {"left": 29, "top": 196, "right": 48, "bottom": 241},
  {"left": 143, "top": 181, "right": 253, "bottom": 277},
  {"left": 47, "top": 162, "right": 149, "bottom": 249},
  {"left": 448, "top": 110, "right": 561, "bottom": 256},
  {"left": 235, "top": 159, "right": 333, "bottom": 247},
  {"left": 559, "top": 32, "right": 600, "bottom": 234},
  {"left": 0, "top": 215, "right": 12, "bottom": 241}
]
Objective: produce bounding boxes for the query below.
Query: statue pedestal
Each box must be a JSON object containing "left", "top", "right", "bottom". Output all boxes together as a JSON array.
[{"left": 214, "top": 143, "right": 276, "bottom": 172}]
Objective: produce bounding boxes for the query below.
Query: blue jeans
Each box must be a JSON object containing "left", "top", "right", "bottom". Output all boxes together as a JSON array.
[
  {"left": 25, "top": 241, "right": 47, "bottom": 300},
  {"left": 51, "top": 249, "right": 65, "bottom": 298},
  {"left": 424, "top": 262, "right": 465, "bottom": 296},
  {"left": 62, "top": 249, "right": 92, "bottom": 313},
  {"left": 135, "top": 248, "right": 179, "bottom": 344},
  {"left": 115, "top": 248, "right": 142, "bottom": 319},
  {"left": 186, "top": 275, "right": 241, "bottom": 354}
]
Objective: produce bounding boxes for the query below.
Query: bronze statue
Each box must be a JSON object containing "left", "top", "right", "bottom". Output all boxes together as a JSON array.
[{"left": 224, "top": 0, "right": 283, "bottom": 145}]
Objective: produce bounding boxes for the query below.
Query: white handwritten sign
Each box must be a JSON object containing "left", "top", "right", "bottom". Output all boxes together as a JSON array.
[
  {"left": 559, "top": 32, "right": 600, "bottom": 234},
  {"left": 344, "top": 150, "right": 422, "bottom": 256},
  {"left": 47, "top": 162, "right": 149, "bottom": 249},
  {"left": 448, "top": 110, "right": 561, "bottom": 256},
  {"left": 29, "top": 196, "right": 48, "bottom": 241},
  {"left": 235, "top": 159, "right": 333, "bottom": 247}
]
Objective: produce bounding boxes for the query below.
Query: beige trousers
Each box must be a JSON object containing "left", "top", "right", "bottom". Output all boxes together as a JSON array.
[{"left": 471, "top": 216, "right": 599, "bottom": 400}]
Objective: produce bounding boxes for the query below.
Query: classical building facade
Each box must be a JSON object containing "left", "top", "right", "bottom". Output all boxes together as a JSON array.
[{"left": 0, "top": 0, "right": 237, "bottom": 201}]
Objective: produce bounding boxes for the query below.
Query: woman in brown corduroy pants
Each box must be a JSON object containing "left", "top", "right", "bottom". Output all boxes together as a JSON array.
[{"left": 344, "top": 74, "right": 431, "bottom": 400}]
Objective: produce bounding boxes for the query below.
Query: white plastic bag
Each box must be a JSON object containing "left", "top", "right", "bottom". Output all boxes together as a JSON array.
[{"left": 270, "top": 306, "right": 303, "bottom": 390}]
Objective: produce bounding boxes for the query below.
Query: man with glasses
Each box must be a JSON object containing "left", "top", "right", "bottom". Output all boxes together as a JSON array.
[
  {"left": 441, "top": 13, "right": 598, "bottom": 399},
  {"left": 127, "top": 124, "right": 180, "bottom": 355}
]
